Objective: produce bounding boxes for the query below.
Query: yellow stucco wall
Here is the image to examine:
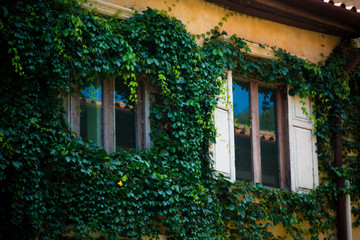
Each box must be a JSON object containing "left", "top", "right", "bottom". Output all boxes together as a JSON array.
[
  {"left": 353, "top": 212, "right": 360, "bottom": 239},
  {"left": 107, "top": 0, "right": 341, "bottom": 64}
]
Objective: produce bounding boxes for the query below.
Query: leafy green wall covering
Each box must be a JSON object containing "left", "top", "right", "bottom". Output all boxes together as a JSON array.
[{"left": 1, "top": 0, "right": 359, "bottom": 239}]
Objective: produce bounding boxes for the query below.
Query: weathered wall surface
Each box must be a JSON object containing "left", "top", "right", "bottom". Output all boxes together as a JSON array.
[{"left": 108, "top": 0, "right": 341, "bottom": 63}]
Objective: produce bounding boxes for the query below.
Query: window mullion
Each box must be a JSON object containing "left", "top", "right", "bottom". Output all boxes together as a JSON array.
[
  {"left": 276, "top": 88, "right": 290, "bottom": 189},
  {"left": 250, "top": 81, "right": 261, "bottom": 184},
  {"left": 136, "top": 81, "right": 145, "bottom": 150},
  {"left": 102, "top": 77, "right": 115, "bottom": 153}
]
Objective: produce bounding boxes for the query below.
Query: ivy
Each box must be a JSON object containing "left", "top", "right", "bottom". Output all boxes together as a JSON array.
[{"left": 1, "top": 0, "right": 359, "bottom": 239}]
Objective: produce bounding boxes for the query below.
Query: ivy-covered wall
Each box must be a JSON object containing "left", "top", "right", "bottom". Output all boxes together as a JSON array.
[{"left": 1, "top": 0, "right": 360, "bottom": 239}]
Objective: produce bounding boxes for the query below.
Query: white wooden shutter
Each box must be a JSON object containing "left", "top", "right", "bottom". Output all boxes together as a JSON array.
[
  {"left": 288, "top": 92, "right": 319, "bottom": 191},
  {"left": 63, "top": 90, "right": 80, "bottom": 136},
  {"left": 144, "top": 85, "right": 157, "bottom": 148},
  {"left": 213, "top": 71, "right": 235, "bottom": 181}
]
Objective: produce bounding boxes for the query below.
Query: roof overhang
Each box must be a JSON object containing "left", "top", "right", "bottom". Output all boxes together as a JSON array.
[{"left": 204, "top": 0, "right": 360, "bottom": 37}]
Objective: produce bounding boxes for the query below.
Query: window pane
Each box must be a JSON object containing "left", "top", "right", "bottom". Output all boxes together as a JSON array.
[
  {"left": 80, "top": 82, "right": 103, "bottom": 146},
  {"left": 115, "top": 78, "right": 136, "bottom": 151},
  {"left": 233, "top": 81, "right": 252, "bottom": 182},
  {"left": 258, "top": 86, "right": 279, "bottom": 187}
]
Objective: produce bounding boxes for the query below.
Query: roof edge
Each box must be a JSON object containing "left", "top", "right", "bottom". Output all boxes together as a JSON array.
[{"left": 205, "top": 0, "right": 360, "bottom": 37}]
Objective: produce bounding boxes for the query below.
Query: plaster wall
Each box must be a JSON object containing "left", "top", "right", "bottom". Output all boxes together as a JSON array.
[
  {"left": 107, "top": 0, "right": 341, "bottom": 64},
  {"left": 353, "top": 213, "right": 360, "bottom": 239}
]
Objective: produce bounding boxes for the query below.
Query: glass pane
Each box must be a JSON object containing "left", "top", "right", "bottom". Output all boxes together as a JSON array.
[
  {"left": 115, "top": 78, "right": 136, "bottom": 152},
  {"left": 258, "top": 86, "right": 279, "bottom": 187},
  {"left": 80, "top": 81, "right": 103, "bottom": 146},
  {"left": 233, "top": 80, "right": 252, "bottom": 182}
]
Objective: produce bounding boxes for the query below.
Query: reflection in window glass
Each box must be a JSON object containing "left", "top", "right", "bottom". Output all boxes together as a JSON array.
[
  {"left": 258, "top": 86, "right": 279, "bottom": 187},
  {"left": 233, "top": 81, "right": 252, "bottom": 182},
  {"left": 115, "top": 78, "right": 136, "bottom": 152},
  {"left": 80, "top": 81, "right": 103, "bottom": 145}
]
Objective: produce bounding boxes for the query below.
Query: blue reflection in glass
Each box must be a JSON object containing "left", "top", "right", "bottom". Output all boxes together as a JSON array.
[
  {"left": 80, "top": 83, "right": 102, "bottom": 145},
  {"left": 233, "top": 80, "right": 252, "bottom": 182},
  {"left": 81, "top": 85, "right": 102, "bottom": 102}
]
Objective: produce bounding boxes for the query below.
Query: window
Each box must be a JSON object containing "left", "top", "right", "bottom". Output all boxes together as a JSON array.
[
  {"left": 233, "top": 79, "right": 287, "bottom": 188},
  {"left": 64, "top": 77, "right": 153, "bottom": 153},
  {"left": 213, "top": 71, "right": 318, "bottom": 191}
]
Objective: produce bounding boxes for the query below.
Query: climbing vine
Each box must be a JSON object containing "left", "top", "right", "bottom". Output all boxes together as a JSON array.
[{"left": 0, "top": 0, "right": 359, "bottom": 239}]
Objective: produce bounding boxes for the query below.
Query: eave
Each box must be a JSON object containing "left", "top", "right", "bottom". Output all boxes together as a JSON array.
[{"left": 204, "top": 0, "right": 360, "bottom": 37}]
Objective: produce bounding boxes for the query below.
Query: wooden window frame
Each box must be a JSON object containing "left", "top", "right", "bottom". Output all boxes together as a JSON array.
[
  {"left": 234, "top": 77, "right": 290, "bottom": 189},
  {"left": 64, "top": 77, "right": 151, "bottom": 153}
]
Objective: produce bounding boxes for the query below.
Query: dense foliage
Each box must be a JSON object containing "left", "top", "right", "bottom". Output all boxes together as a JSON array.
[{"left": 0, "top": 0, "right": 359, "bottom": 239}]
